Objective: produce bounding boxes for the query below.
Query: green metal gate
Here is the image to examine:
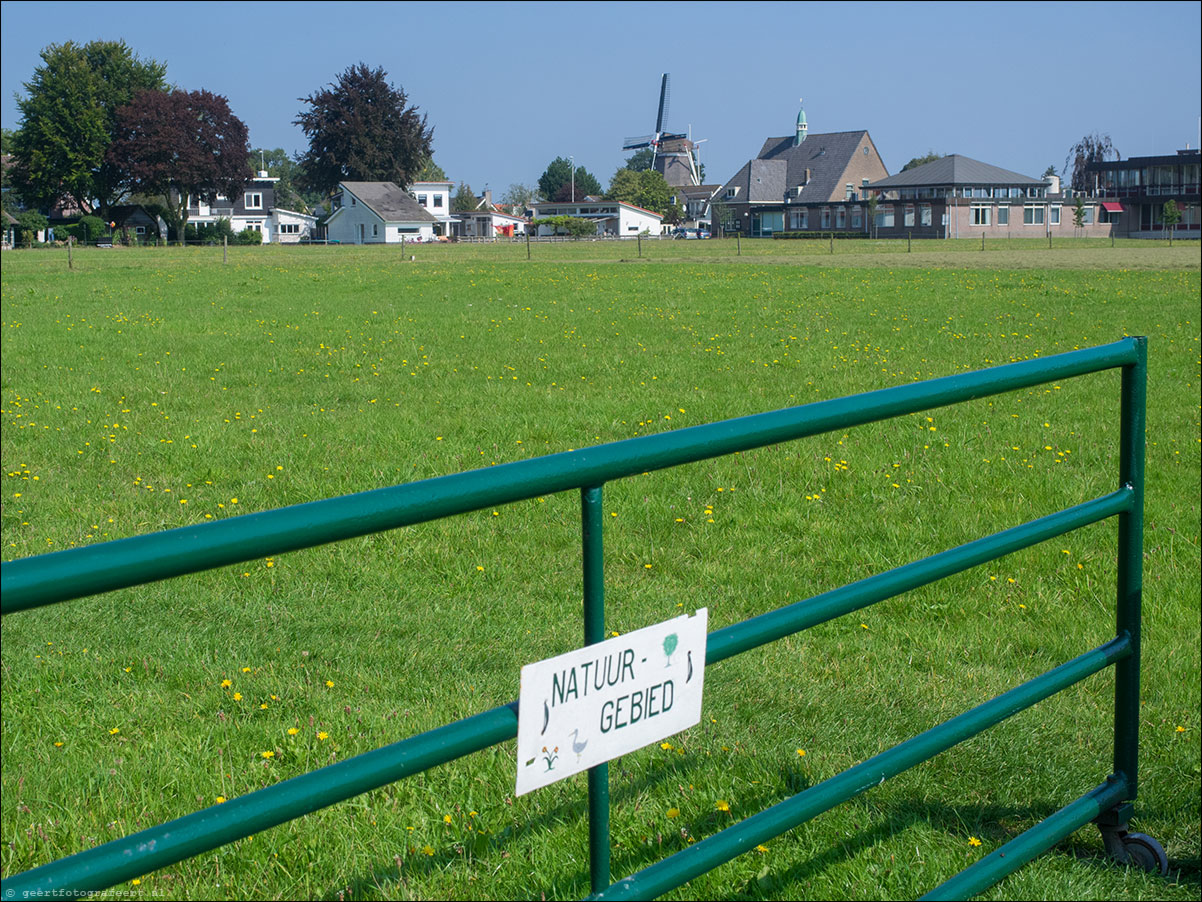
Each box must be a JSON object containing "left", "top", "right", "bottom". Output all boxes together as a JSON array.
[{"left": 1, "top": 336, "right": 1165, "bottom": 900}]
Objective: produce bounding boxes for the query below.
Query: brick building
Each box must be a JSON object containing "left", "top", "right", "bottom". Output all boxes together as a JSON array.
[{"left": 711, "top": 102, "right": 888, "bottom": 237}]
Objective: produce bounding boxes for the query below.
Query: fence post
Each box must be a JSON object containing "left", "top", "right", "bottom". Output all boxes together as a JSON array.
[
  {"left": 526, "top": 229, "right": 531, "bottom": 260},
  {"left": 223, "top": 236, "right": 228, "bottom": 264},
  {"left": 67, "top": 235, "right": 73, "bottom": 270},
  {"left": 1113, "top": 337, "right": 1147, "bottom": 798},
  {"left": 581, "top": 485, "right": 610, "bottom": 893},
  {"left": 736, "top": 233, "right": 740, "bottom": 256},
  {"left": 829, "top": 232, "right": 834, "bottom": 255},
  {"left": 638, "top": 234, "right": 642, "bottom": 258},
  {"left": 981, "top": 232, "right": 985, "bottom": 251},
  {"left": 908, "top": 232, "right": 911, "bottom": 253}
]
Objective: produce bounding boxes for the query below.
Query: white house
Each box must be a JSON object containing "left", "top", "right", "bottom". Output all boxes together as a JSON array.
[
  {"left": 456, "top": 208, "right": 527, "bottom": 238},
  {"left": 325, "top": 182, "right": 438, "bottom": 244},
  {"left": 408, "top": 180, "right": 456, "bottom": 236},
  {"left": 187, "top": 171, "right": 317, "bottom": 242},
  {"left": 528, "top": 200, "right": 664, "bottom": 237}
]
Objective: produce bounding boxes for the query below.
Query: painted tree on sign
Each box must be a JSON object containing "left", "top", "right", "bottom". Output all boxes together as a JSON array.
[{"left": 107, "top": 89, "right": 250, "bottom": 244}]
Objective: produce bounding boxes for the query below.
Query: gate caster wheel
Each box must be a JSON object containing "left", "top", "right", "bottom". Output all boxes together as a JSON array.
[{"left": 1122, "top": 833, "right": 1169, "bottom": 876}]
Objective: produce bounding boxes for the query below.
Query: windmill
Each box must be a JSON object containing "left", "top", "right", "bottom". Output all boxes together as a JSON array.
[{"left": 622, "top": 74, "right": 702, "bottom": 187}]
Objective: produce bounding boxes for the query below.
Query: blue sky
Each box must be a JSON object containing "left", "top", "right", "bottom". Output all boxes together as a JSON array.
[{"left": 3, "top": 0, "right": 1200, "bottom": 195}]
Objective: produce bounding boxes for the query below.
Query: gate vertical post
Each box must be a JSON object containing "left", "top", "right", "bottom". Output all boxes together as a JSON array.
[
  {"left": 1114, "top": 336, "right": 1147, "bottom": 796},
  {"left": 581, "top": 484, "right": 610, "bottom": 892}
]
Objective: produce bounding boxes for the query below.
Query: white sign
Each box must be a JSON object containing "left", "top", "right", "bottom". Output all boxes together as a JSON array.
[{"left": 516, "top": 608, "right": 708, "bottom": 796}]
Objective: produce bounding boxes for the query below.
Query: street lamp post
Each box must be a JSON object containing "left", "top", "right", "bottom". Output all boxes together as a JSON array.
[{"left": 570, "top": 155, "right": 576, "bottom": 203}]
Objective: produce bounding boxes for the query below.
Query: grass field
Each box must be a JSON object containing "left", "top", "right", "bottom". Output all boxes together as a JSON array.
[{"left": 2, "top": 239, "right": 1199, "bottom": 901}]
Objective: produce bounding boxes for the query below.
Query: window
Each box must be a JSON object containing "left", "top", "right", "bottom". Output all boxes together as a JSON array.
[
  {"left": 875, "top": 206, "right": 895, "bottom": 228},
  {"left": 845, "top": 183, "right": 854, "bottom": 200},
  {"left": 821, "top": 207, "right": 831, "bottom": 228},
  {"left": 135, "top": 226, "right": 146, "bottom": 235},
  {"left": 372, "top": 223, "right": 378, "bottom": 236},
  {"left": 725, "top": 187, "right": 738, "bottom": 198},
  {"left": 433, "top": 195, "right": 443, "bottom": 208},
  {"left": 904, "top": 205, "right": 915, "bottom": 227},
  {"left": 1081, "top": 206, "right": 1094, "bottom": 224},
  {"left": 836, "top": 207, "right": 846, "bottom": 228},
  {"left": 417, "top": 194, "right": 428, "bottom": 205},
  {"left": 1049, "top": 206, "right": 1061, "bottom": 226},
  {"left": 997, "top": 206, "right": 1009, "bottom": 226},
  {"left": 279, "top": 223, "right": 301, "bottom": 235},
  {"left": 1023, "top": 205, "right": 1045, "bottom": 225},
  {"left": 789, "top": 209, "right": 808, "bottom": 230},
  {"left": 920, "top": 205, "right": 932, "bottom": 226},
  {"left": 852, "top": 206, "right": 862, "bottom": 229},
  {"left": 971, "top": 204, "right": 991, "bottom": 226},
  {"left": 244, "top": 193, "right": 262, "bottom": 210}
]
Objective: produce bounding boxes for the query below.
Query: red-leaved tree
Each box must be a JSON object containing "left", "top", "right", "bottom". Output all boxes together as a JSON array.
[{"left": 108, "top": 89, "right": 250, "bottom": 243}]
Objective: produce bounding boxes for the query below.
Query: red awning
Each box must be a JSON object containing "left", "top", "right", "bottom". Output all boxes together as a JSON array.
[{"left": 1101, "top": 202, "right": 1123, "bottom": 212}]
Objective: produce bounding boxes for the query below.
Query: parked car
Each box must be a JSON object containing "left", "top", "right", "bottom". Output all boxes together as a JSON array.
[{"left": 672, "top": 228, "right": 710, "bottom": 239}]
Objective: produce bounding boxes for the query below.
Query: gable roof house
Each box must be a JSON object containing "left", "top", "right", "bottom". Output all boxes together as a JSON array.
[
  {"left": 712, "top": 102, "right": 888, "bottom": 237},
  {"left": 324, "top": 182, "right": 438, "bottom": 244},
  {"left": 866, "top": 154, "right": 1117, "bottom": 238}
]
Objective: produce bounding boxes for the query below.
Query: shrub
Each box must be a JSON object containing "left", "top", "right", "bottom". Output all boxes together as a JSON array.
[{"left": 236, "top": 227, "right": 263, "bottom": 245}]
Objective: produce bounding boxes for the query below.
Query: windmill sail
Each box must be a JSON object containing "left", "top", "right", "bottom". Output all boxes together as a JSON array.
[{"left": 655, "top": 73, "right": 670, "bottom": 135}]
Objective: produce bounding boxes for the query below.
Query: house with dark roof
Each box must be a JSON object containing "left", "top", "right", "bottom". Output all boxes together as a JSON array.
[
  {"left": 1083, "top": 149, "right": 1199, "bottom": 238},
  {"left": 186, "top": 171, "right": 317, "bottom": 243},
  {"left": 866, "top": 154, "right": 1118, "bottom": 239},
  {"left": 325, "top": 182, "right": 439, "bottom": 244},
  {"left": 712, "top": 102, "right": 888, "bottom": 237}
]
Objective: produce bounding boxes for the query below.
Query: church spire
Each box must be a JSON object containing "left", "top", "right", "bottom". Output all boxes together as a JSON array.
[{"left": 795, "top": 98, "right": 808, "bottom": 146}]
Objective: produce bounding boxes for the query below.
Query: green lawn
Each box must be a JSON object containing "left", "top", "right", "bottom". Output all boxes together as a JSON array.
[{"left": 2, "top": 240, "right": 1199, "bottom": 900}]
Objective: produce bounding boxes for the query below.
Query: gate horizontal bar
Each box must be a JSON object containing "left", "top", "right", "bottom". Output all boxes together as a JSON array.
[
  {"left": 706, "top": 488, "right": 1132, "bottom": 665},
  {"left": 0, "top": 704, "right": 520, "bottom": 900},
  {"left": 921, "top": 778, "right": 1129, "bottom": 901},
  {"left": 587, "top": 635, "right": 1132, "bottom": 901},
  {"left": 2, "top": 339, "right": 1139, "bottom": 613}
]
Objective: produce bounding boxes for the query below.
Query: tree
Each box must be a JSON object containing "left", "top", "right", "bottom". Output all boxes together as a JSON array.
[
  {"left": 1042, "top": 164, "right": 1058, "bottom": 179},
  {"left": 901, "top": 150, "right": 942, "bottom": 172},
  {"left": 501, "top": 183, "right": 536, "bottom": 212},
  {"left": 1064, "top": 133, "right": 1118, "bottom": 194},
  {"left": 1072, "top": 195, "right": 1086, "bottom": 233},
  {"left": 10, "top": 41, "right": 167, "bottom": 216},
  {"left": 531, "top": 215, "right": 597, "bottom": 238},
  {"left": 252, "top": 147, "right": 321, "bottom": 213},
  {"left": 108, "top": 89, "right": 250, "bottom": 244},
  {"left": 1162, "top": 200, "right": 1181, "bottom": 245},
  {"left": 623, "top": 148, "right": 655, "bottom": 172},
  {"left": 538, "top": 157, "right": 601, "bottom": 202},
  {"left": 295, "top": 63, "right": 434, "bottom": 196},
  {"left": 606, "top": 167, "right": 677, "bottom": 219},
  {"left": 16, "top": 210, "right": 47, "bottom": 247},
  {"left": 451, "top": 182, "right": 477, "bottom": 212},
  {"left": 415, "top": 156, "right": 447, "bottom": 181}
]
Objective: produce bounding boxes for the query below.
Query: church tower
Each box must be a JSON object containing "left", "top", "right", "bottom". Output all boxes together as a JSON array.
[{"left": 794, "top": 99, "right": 808, "bottom": 146}]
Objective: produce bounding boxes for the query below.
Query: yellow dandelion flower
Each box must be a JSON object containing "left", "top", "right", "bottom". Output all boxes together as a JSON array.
[
  {"left": 422, "top": 845, "right": 434, "bottom": 856},
  {"left": 715, "top": 799, "right": 730, "bottom": 812},
  {"left": 233, "top": 692, "right": 242, "bottom": 701},
  {"left": 796, "top": 749, "right": 806, "bottom": 757},
  {"left": 443, "top": 814, "right": 453, "bottom": 824},
  {"left": 109, "top": 727, "right": 120, "bottom": 735},
  {"left": 220, "top": 679, "right": 232, "bottom": 688},
  {"left": 325, "top": 680, "right": 335, "bottom": 688},
  {"left": 317, "top": 731, "right": 329, "bottom": 740},
  {"left": 261, "top": 751, "right": 274, "bottom": 759},
  {"left": 215, "top": 796, "right": 226, "bottom": 804},
  {"left": 666, "top": 807, "right": 681, "bottom": 818},
  {"left": 287, "top": 727, "right": 300, "bottom": 735},
  {"left": 968, "top": 836, "right": 982, "bottom": 847}
]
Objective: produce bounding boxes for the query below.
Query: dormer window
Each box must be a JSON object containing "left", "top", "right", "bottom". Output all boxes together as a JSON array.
[
  {"left": 244, "top": 192, "right": 262, "bottom": 210},
  {"left": 725, "top": 187, "right": 739, "bottom": 198}
]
